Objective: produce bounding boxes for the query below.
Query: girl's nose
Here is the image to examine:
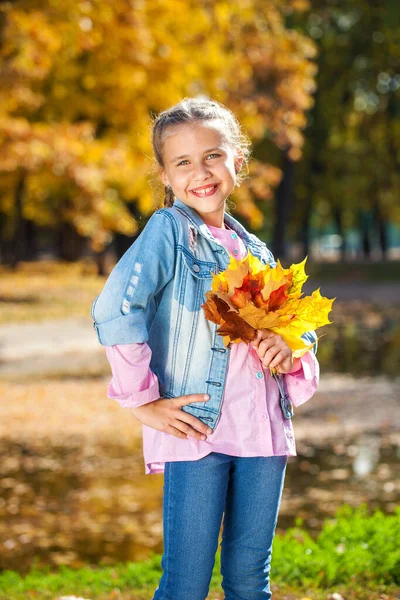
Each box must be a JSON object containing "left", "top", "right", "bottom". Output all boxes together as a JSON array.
[{"left": 193, "top": 163, "right": 212, "bottom": 180}]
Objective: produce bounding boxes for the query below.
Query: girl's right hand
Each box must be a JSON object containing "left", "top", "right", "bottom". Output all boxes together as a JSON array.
[{"left": 130, "top": 394, "right": 213, "bottom": 441}]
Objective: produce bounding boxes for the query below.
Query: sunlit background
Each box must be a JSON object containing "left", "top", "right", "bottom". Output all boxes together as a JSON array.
[{"left": 0, "top": 0, "right": 399, "bottom": 598}]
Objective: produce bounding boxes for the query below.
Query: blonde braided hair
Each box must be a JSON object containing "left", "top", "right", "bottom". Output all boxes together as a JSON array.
[{"left": 164, "top": 185, "right": 175, "bottom": 208}]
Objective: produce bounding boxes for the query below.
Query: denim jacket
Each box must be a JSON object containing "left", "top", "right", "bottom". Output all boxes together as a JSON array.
[{"left": 91, "top": 198, "right": 317, "bottom": 431}]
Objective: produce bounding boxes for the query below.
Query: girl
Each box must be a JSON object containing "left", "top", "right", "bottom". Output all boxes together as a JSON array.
[{"left": 91, "top": 97, "right": 319, "bottom": 600}]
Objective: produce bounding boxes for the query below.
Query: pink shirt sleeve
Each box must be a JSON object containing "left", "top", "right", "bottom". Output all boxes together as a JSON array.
[
  {"left": 284, "top": 351, "right": 320, "bottom": 407},
  {"left": 105, "top": 343, "right": 160, "bottom": 408}
]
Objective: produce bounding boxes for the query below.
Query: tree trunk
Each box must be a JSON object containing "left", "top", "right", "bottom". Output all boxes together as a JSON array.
[
  {"left": 9, "top": 170, "right": 26, "bottom": 268},
  {"left": 359, "top": 211, "right": 372, "bottom": 259},
  {"left": 24, "top": 219, "right": 37, "bottom": 260},
  {"left": 374, "top": 203, "right": 388, "bottom": 259},
  {"left": 113, "top": 201, "right": 142, "bottom": 260},
  {"left": 273, "top": 149, "right": 295, "bottom": 260},
  {"left": 94, "top": 250, "right": 109, "bottom": 276},
  {"left": 57, "top": 221, "right": 86, "bottom": 261},
  {"left": 301, "top": 195, "right": 313, "bottom": 258},
  {"left": 333, "top": 206, "right": 346, "bottom": 261}
]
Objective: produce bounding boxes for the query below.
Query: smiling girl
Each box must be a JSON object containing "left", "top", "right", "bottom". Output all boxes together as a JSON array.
[{"left": 91, "top": 97, "right": 319, "bottom": 600}]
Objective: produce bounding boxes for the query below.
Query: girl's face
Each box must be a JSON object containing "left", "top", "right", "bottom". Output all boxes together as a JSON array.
[{"left": 159, "top": 122, "right": 243, "bottom": 227}]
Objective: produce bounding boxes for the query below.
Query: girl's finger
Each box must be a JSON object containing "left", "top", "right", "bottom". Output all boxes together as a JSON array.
[
  {"left": 251, "top": 329, "right": 263, "bottom": 347},
  {"left": 164, "top": 424, "right": 188, "bottom": 439},
  {"left": 177, "top": 411, "right": 212, "bottom": 435},
  {"left": 261, "top": 346, "right": 281, "bottom": 367},
  {"left": 258, "top": 337, "right": 276, "bottom": 354},
  {"left": 172, "top": 420, "right": 207, "bottom": 440},
  {"left": 269, "top": 350, "right": 288, "bottom": 369}
]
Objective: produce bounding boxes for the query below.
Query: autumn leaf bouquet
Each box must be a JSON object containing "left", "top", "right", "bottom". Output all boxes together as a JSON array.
[{"left": 201, "top": 252, "right": 334, "bottom": 365}]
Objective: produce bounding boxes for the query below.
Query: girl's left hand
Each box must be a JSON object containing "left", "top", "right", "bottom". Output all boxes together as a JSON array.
[{"left": 251, "top": 329, "right": 293, "bottom": 373}]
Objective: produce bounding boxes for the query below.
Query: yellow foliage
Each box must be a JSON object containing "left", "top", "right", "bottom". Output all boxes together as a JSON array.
[{"left": 0, "top": 0, "right": 318, "bottom": 249}]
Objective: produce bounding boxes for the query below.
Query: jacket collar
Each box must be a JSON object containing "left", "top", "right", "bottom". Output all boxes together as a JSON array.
[{"left": 172, "top": 197, "right": 255, "bottom": 249}]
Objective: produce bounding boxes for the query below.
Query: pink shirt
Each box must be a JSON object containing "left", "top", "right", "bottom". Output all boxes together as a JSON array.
[{"left": 105, "top": 224, "right": 319, "bottom": 475}]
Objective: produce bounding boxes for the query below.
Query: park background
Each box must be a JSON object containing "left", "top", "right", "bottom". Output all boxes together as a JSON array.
[{"left": 0, "top": 1, "right": 399, "bottom": 599}]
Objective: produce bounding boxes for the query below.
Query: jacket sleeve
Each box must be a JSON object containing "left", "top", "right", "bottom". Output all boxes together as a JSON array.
[{"left": 91, "top": 210, "right": 177, "bottom": 346}]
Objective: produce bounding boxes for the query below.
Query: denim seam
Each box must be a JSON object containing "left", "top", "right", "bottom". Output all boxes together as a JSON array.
[
  {"left": 169, "top": 265, "right": 187, "bottom": 394},
  {"left": 179, "top": 246, "right": 216, "bottom": 267},
  {"left": 156, "top": 208, "right": 179, "bottom": 247},
  {"left": 163, "top": 393, "right": 220, "bottom": 415},
  {"left": 163, "top": 462, "right": 172, "bottom": 599},
  {"left": 180, "top": 246, "right": 216, "bottom": 278},
  {"left": 209, "top": 332, "right": 230, "bottom": 429},
  {"left": 181, "top": 278, "right": 203, "bottom": 395}
]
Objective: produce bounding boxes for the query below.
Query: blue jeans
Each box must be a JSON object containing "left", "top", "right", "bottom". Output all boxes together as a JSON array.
[{"left": 153, "top": 452, "right": 287, "bottom": 600}]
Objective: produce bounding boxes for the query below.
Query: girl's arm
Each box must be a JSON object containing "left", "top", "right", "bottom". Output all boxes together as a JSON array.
[
  {"left": 91, "top": 210, "right": 176, "bottom": 346},
  {"left": 105, "top": 343, "right": 160, "bottom": 408},
  {"left": 106, "top": 342, "right": 213, "bottom": 441}
]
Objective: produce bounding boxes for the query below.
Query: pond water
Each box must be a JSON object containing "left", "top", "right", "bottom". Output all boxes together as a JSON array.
[
  {"left": 0, "top": 431, "right": 398, "bottom": 574},
  {"left": 316, "top": 302, "right": 400, "bottom": 377}
]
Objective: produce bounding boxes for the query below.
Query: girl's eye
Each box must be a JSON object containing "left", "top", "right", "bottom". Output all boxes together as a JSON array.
[{"left": 176, "top": 153, "right": 221, "bottom": 166}]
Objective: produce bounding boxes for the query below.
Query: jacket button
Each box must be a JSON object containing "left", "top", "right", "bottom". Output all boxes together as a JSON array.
[
  {"left": 192, "top": 264, "right": 200, "bottom": 272},
  {"left": 256, "top": 371, "right": 263, "bottom": 379},
  {"left": 231, "top": 232, "right": 238, "bottom": 239}
]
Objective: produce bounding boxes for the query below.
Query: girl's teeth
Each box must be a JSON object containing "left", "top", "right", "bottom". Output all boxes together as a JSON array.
[{"left": 194, "top": 185, "right": 216, "bottom": 195}]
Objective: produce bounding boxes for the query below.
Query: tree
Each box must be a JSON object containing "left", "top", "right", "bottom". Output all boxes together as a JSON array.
[
  {"left": 0, "top": 0, "right": 317, "bottom": 265},
  {"left": 291, "top": 0, "right": 400, "bottom": 259}
]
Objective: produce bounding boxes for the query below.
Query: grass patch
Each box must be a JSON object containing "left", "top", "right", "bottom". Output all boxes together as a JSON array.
[{"left": 0, "top": 506, "right": 398, "bottom": 600}]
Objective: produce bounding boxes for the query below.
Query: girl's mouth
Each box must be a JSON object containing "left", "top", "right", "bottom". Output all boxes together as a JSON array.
[{"left": 190, "top": 184, "right": 219, "bottom": 198}]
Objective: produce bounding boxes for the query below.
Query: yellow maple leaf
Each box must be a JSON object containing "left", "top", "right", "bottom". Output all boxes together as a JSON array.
[
  {"left": 260, "top": 260, "right": 292, "bottom": 302},
  {"left": 203, "top": 252, "right": 335, "bottom": 353},
  {"left": 286, "top": 256, "right": 308, "bottom": 297}
]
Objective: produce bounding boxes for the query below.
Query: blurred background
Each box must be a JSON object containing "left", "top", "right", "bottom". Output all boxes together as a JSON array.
[{"left": 0, "top": 0, "right": 399, "bottom": 589}]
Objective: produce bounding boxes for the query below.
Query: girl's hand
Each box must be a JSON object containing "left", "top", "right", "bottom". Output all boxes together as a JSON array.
[
  {"left": 130, "top": 394, "right": 213, "bottom": 441},
  {"left": 251, "top": 329, "right": 294, "bottom": 374}
]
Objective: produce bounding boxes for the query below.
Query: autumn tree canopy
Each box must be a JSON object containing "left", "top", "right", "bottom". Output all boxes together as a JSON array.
[{"left": 0, "top": 0, "right": 317, "bottom": 256}]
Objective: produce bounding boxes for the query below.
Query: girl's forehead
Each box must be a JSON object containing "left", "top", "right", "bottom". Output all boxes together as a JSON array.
[{"left": 162, "top": 121, "right": 230, "bottom": 149}]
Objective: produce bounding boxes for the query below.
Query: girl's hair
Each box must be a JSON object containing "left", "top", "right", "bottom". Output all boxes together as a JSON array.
[{"left": 151, "top": 97, "right": 252, "bottom": 208}]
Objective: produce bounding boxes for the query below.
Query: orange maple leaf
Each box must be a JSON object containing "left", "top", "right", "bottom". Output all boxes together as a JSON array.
[{"left": 202, "top": 291, "right": 257, "bottom": 346}]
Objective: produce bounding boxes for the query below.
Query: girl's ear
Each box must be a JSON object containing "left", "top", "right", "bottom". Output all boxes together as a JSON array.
[{"left": 159, "top": 167, "right": 170, "bottom": 187}]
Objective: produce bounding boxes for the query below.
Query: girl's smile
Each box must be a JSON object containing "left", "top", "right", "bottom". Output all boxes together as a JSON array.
[
  {"left": 159, "top": 123, "right": 243, "bottom": 227},
  {"left": 189, "top": 183, "right": 220, "bottom": 197}
]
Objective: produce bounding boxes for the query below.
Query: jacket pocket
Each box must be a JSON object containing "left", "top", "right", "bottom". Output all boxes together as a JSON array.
[{"left": 182, "top": 249, "right": 215, "bottom": 279}]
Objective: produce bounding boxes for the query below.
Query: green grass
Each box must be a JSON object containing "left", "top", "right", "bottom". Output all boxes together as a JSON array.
[
  {"left": 1, "top": 505, "right": 399, "bottom": 600},
  {"left": 272, "top": 504, "right": 400, "bottom": 587}
]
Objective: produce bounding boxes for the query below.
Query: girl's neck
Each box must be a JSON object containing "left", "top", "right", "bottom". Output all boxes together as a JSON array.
[{"left": 208, "top": 222, "right": 228, "bottom": 230}]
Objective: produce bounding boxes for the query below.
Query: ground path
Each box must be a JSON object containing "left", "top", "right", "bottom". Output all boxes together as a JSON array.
[
  {"left": 1, "top": 277, "right": 399, "bottom": 376},
  {"left": 0, "top": 278, "right": 399, "bottom": 442}
]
